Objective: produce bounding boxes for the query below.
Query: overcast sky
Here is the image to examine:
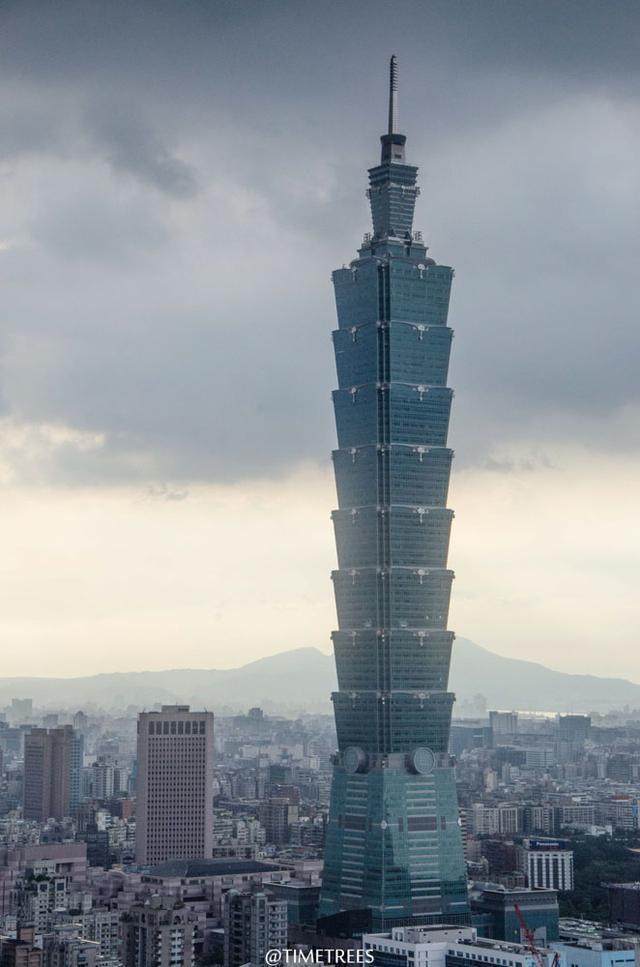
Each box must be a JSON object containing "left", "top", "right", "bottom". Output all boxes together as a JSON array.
[{"left": 1, "top": 0, "right": 639, "bottom": 681}]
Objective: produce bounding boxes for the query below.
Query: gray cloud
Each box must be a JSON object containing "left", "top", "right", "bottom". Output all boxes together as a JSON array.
[
  {"left": 83, "top": 99, "right": 200, "bottom": 198},
  {"left": 0, "top": 0, "right": 639, "bottom": 485},
  {"left": 31, "top": 187, "right": 171, "bottom": 262}
]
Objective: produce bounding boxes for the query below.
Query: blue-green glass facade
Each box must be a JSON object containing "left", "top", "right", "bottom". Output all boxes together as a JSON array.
[{"left": 319, "top": 99, "right": 469, "bottom": 930}]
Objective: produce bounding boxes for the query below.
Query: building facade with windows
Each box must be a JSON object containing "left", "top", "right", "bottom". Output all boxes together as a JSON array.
[
  {"left": 468, "top": 885, "right": 559, "bottom": 944},
  {"left": 319, "top": 58, "right": 468, "bottom": 929},
  {"left": 363, "top": 926, "right": 557, "bottom": 967},
  {"left": 23, "top": 727, "right": 80, "bottom": 822},
  {"left": 135, "top": 706, "right": 214, "bottom": 866},
  {"left": 223, "top": 890, "right": 287, "bottom": 967},
  {"left": 121, "top": 897, "right": 195, "bottom": 967},
  {"left": 519, "top": 839, "right": 574, "bottom": 892}
]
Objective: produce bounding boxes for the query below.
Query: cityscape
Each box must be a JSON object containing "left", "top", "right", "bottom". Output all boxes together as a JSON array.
[
  {"left": 6, "top": 687, "right": 640, "bottom": 964},
  {"left": 1, "top": 3, "right": 639, "bottom": 967}
]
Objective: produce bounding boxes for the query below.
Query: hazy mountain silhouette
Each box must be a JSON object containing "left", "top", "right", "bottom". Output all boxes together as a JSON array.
[{"left": 1, "top": 639, "right": 638, "bottom": 714}]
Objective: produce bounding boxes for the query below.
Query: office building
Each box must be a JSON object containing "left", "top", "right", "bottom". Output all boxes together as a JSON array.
[
  {"left": 364, "top": 925, "right": 475, "bottom": 967},
  {"left": 135, "top": 706, "right": 214, "bottom": 866},
  {"left": 363, "top": 925, "right": 556, "bottom": 967},
  {"left": 23, "top": 727, "right": 77, "bottom": 822},
  {"left": 223, "top": 890, "right": 287, "bottom": 967},
  {"left": 320, "top": 56, "right": 469, "bottom": 929},
  {"left": 551, "top": 939, "right": 635, "bottom": 967},
  {"left": 523, "top": 805, "right": 554, "bottom": 835},
  {"left": 553, "top": 805, "right": 595, "bottom": 831},
  {"left": 490, "top": 712, "right": 519, "bottom": 737},
  {"left": 524, "top": 749, "right": 555, "bottom": 770},
  {"left": 472, "top": 804, "right": 523, "bottom": 837},
  {"left": 469, "top": 885, "right": 559, "bottom": 943},
  {"left": 558, "top": 716, "right": 591, "bottom": 743},
  {"left": 519, "top": 839, "right": 574, "bottom": 892},
  {"left": 84, "top": 825, "right": 111, "bottom": 869},
  {"left": 598, "top": 796, "right": 638, "bottom": 831},
  {"left": 267, "top": 879, "right": 321, "bottom": 928}
]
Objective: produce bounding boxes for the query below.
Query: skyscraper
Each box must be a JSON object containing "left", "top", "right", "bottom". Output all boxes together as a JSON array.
[
  {"left": 135, "top": 705, "right": 214, "bottom": 866},
  {"left": 320, "top": 58, "right": 469, "bottom": 929},
  {"left": 23, "top": 726, "right": 76, "bottom": 822}
]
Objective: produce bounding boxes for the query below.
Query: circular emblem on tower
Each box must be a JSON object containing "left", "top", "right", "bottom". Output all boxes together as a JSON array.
[
  {"left": 408, "top": 747, "right": 436, "bottom": 775},
  {"left": 343, "top": 746, "right": 367, "bottom": 774}
]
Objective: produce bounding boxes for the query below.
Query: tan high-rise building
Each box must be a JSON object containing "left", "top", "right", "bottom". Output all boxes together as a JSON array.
[
  {"left": 135, "top": 705, "right": 214, "bottom": 866},
  {"left": 23, "top": 727, "right": 75, "bottom": 822}
]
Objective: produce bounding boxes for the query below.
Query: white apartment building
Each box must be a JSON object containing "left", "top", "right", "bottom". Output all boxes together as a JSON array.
[
  {"left": 519, "top": 839, "right": 574, "bottom": 892},
  {"left": 364, "top": 926, "right": 555, "bottom": 967}
]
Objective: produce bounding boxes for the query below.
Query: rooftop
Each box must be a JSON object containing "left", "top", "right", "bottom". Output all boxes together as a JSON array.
[{"left": 145, "top": 859, "right": 285, "bottom": 878}]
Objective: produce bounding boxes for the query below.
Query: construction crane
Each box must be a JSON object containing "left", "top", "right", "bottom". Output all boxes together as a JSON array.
[{"left": 514, "top": 902, "right": 559, "bottom": 967}]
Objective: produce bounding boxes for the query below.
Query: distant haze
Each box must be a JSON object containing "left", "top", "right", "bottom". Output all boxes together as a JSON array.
[
  {"left": 0, "top": 1, "right": 639, "bottom": 679},
  {"left": 1, "top": 639, "right": 639, "bottom": 716}
]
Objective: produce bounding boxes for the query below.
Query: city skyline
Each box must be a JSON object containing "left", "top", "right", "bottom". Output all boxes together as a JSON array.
[
  {"left": 1, "top": 0, "right": 639, "bottom": 680},
  {"left": 1, "top": 2, "right": 640, "bottom": 959}
]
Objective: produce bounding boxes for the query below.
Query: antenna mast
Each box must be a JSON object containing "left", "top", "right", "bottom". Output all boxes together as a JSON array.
[{"left": 388, "top": 55, "right": 398, "bottom": 135}]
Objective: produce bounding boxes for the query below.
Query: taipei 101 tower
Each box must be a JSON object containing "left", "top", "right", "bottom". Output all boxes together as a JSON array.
[{"left": 319, "top": 58, "right": 470, "bottom": 930}]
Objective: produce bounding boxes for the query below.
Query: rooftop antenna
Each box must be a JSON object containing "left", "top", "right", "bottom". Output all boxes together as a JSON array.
[{"left": 388, "top": 54, "right": 398, "bottom": 135}]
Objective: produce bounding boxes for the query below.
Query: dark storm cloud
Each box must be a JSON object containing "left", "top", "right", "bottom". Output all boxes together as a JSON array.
[
  {"left": 0, "top": 0, "right": 639, "bottom": 484},
  {"left": 83, "top": 100, "right": 200, "bottom": 198}
]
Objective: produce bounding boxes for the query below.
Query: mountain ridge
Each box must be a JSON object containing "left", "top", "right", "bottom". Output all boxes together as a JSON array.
[{"left": 1, "top": 640, "right": 638, "bottom": 714}]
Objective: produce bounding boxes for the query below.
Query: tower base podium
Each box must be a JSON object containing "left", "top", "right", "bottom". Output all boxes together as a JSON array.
[{"left": 320, "top": 763, "right": 469, "bottom": 931}]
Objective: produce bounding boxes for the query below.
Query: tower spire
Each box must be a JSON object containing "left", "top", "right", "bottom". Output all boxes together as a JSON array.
[
  {"left": 379, "top": 55, "right": 406, "bottom": 166},
  {"left": 388, "top": 54, "right": 398, "bottom": 135}
]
